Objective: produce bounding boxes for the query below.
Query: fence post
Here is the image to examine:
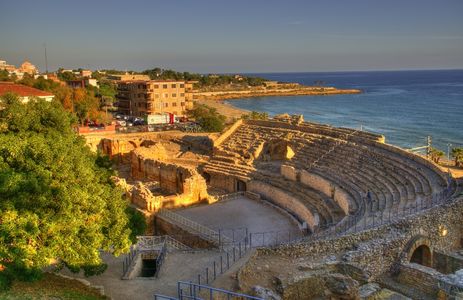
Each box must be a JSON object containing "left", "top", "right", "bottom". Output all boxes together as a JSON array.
[
  {"left": 233, "top": 247, "right": 236, "bottom": 262},
  {"left": 227, "top": 252, "right": 230, "bottom": 269},
  {"left": 220, "top": 256, "right": 223, "bottom": 274},
  {"left": 206, "top": 267, "right": 209, "bottom": 284},
  {"left": 198, "top": 274, "right": 201, "bottom": 291},
  {"left": 213, "top": 261, "right": 216, "bottom": 280},
  {"left": 250, "top": 233, "right": 252, "bottom": 248},
  {"left": 218, "top": 229, "right": 222, "bottom": 250}
]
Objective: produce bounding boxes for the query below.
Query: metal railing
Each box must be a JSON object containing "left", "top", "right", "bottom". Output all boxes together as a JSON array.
[
  {"left": 157, "top": 208, "right": 232, "bottom": 245},
  {"left": 214, "top": 191, "right": 245, "bottom": 202},
  {"left": 154, "top": 241, "right": 167, "bottom": 278},
  {"left": 122, "top": 246, "right": 137, "bottom": 277},
  {"left": 177, "top": 281, "right": 262, "bottom": 300},
  {"left": 295, "top": 180, "right": 458, "bottom": 244}
]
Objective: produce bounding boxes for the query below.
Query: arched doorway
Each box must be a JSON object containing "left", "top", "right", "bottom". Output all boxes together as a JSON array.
[
  {"left": 410, "top": 245, "right": 432, "bottom": 267},
  {"left": 236, "top": 179, "right": 247, "bottom": 192}
]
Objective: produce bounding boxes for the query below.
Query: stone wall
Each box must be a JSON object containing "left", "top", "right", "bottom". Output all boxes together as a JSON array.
[
  {"left": 238, "top": 195, "right": 463, "bottom": 295},
  {"left": 213, "top": 119, "right": 243, "bottom": 148},
  {"left": 433, "top": 251, "right": 463, "bottom": 274},
  {"left": 248, "top": 180, "right": 320, "bottom": 230},
  {"left": 131, "top": 149, "right": 210, "bottom": 208},
  {"left": 280, "top": 165, "right": 353, "bottom": 215},
  {"left": 209, "top": 173, "right": 237, "bottom": 193},
  {"left": 299, "top": 170, "right": 353, "bottom": 214},
  {"left": 154, "top": 216, "right": 215, "bottom": 248},
  {"left": 395, "top": 263, "right": 440, "bottom": 297}
]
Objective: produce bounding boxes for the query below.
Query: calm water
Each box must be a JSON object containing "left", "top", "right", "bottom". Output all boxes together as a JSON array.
[{"left": 227, "top": 70, "right": 463, "bottom": 151}]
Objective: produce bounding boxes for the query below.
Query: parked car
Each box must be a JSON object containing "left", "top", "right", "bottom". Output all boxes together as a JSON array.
[{"left": 116, "top": 120, "right": 126, "bottom": 127}]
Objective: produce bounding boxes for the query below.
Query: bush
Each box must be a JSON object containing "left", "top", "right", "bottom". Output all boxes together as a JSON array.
[
  {"left": 82, "top": 264, "right": 108, "bottom": 277},
  {"left": 126, "top": 207, "right": 147, "bottom": 243}
]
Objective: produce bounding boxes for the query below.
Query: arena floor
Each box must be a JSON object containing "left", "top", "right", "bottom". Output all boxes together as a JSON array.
[{"left": 176, "top": 196, "right": 302, "bottom": 245}]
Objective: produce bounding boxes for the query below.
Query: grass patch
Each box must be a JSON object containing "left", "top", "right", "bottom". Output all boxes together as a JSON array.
[{"left": 0, "top": 273, "right": 107, "bottom": 300}]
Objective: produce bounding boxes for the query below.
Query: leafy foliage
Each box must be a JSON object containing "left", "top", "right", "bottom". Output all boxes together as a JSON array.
[
  {"left": 188, "top": 103, "right": 226, "bottom": 132},
  {"left": 451, "top": 147, "right": 463, "bottom": 167},
  {"left": 0, "top": 95, "right": 131, "bottom": 289},
  {"left": 125, "top": 207, "right": 147, "bottom": 243},
  {"left": 17, "top": 75, "right": 109, "bottom": 125},
  {"left": 429, "top": 147, "right": 444, "bottom": 164},
  {"left": 242, "top": 111, "right": 269, "bottom": 120},
  {"left": 141, "top": 68, "right": 266, "bottom": 88}
]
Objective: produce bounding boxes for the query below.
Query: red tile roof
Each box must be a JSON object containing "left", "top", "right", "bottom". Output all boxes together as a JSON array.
[{"left": 0, "top": 82, "right": 54, "bottom": 97}]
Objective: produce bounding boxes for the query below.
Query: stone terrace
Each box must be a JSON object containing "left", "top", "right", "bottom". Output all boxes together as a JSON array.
[{"left": 204, "top": 119, "right": 449, "bottom": 232}]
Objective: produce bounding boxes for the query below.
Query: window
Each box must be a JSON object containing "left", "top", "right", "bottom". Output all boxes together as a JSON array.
[
  {"left": 180, "top": 93, "right": 185, "bottom": 97},
  {"left": 172, "top": 102, "right": 177, "bottom": 107},
  {"left": 164, "top": 93, "right": 168, "bottom": 98},
  {"left": 180, "top": 84, "right": 185, "bottom": 88},
  {"left": 171, "top": 84, "right": 176, "bottom": 88},
  {"left": 163, "top": 84, "right": 168, "bottom": 89},
  {"left": 154, "top": 84, "right": 159, "bottom": 89},
  {"left": 172, "top": 93, "right": 177, "bottom": 97},
  {"left": 181, "top": 102, "right": 185, "bottom": 106},
  {"left": 155, "top": 93, "right": 160, "bottom": 98},
  {"left": 164, "top": 103, "right": 169, "bottom": 107}
]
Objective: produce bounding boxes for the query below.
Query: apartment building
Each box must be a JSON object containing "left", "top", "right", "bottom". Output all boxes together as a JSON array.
[{"left": 116, "top": 80, "right": 189, "bottom": 116}]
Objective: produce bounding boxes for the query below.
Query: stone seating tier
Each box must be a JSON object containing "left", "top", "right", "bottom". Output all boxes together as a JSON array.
[{"left": 205, "top": 120, "right": 448, "bottom": 230}]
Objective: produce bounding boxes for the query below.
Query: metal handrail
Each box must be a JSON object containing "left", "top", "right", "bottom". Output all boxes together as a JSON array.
[
  {"left": 157, "top": 209, "right": 232, "bottom": 244},
  {"left": 154, "top": 241, "right": 167, "bottom": 278},
  {"left": 177, "top": 281, "right": 263, "bottom": 300}
]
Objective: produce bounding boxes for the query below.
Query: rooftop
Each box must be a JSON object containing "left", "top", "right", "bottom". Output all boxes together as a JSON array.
[{"left": 0, "top": 82, "right": 54, "bottom": 97}]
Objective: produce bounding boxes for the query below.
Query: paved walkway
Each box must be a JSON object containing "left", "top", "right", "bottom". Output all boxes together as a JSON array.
[
  {"left": 60, "top": 196, "right": 301, "bottom": 299},
  {"left": 61, "top": 250, "right": 222, "bottom": 300},
  {"left": 176, "top": 196, "right": 301, "bottom": 245}
]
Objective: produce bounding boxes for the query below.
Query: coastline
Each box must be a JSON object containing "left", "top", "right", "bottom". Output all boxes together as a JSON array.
[
  {"left": 194, "top": 86, "right": 361, "bottom": 121},
  {"left": 196, "top": 99, "right": 249, "bottom": 121},
  {"left": 194, "top": 86, "right": 361, "bottom": 101}
]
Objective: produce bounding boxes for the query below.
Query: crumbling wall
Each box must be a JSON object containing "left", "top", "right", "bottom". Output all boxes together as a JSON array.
[{"left": 130, "top": 148, "right": 210, "bottom": 210}]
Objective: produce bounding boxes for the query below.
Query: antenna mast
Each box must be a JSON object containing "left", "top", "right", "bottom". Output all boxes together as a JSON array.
[{"left": 44, "top": 43, "right": 49, "bottom": 74}]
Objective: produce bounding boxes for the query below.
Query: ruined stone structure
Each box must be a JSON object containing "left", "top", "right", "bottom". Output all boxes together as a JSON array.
[
  {"left": 129, "top": 147, "right": 210, "bottom": 210},
  {"left": 78, "top": 118, "right": 462, "bottom": 299},
  {"left": 202, "top": 118, "right": 462, "bottom": 299}
]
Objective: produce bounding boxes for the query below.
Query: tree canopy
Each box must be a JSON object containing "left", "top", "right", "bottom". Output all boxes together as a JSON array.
[
  {"left": 187, "top": 103, "right": 226, "bottom": 132},
  {"left": 0, "top": 95, "right": 131, "bottom": 289}
]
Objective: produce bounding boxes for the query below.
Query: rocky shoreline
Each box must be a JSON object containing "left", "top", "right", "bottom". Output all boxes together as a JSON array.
[
  {"left": 194, "top": 86, "right": 361, "bottom": 121},
  {"left": 194, "top": 87, "right": 362, "bottom": 101}
]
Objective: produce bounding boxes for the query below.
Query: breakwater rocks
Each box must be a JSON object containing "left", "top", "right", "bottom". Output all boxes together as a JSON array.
[{"left": 195, "top": 87, "right": 362, "bottom": 101}]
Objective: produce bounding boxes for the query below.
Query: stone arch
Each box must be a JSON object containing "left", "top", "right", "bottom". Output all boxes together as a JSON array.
[{"left": 403, "top": 235, "right": 433, "bottom": 267}]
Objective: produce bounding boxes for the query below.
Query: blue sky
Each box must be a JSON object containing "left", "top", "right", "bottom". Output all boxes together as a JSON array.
[{"left": 1, "top": 0, "right": 462, "bottom": 73}]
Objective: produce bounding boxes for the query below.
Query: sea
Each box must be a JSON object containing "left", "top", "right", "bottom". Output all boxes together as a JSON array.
[{"left": 226, "top": 70, "right": 463, "bottom": 152}]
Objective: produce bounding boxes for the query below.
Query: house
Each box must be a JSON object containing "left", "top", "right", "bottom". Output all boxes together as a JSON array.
[
  {"left": 66, "top": 78, "right": 99, "bottom": 89},
  {"left": 0, "top": 82, "right": 54, "bottom": 102}
]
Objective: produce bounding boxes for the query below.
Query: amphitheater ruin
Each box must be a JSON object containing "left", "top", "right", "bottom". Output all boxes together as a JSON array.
[{"left": 78, "top": 115, "right": 463, "bottom": 300}]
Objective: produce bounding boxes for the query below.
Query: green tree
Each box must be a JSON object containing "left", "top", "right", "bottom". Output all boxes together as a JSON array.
[
  {"left": 125, "top": 207, "right": 147, "bottom": 243},
  {"left": 188, "top": 103, "right": 226, "bottom": 132},
  {"left": 57, "top": 71, "right": 77, "bottom": 81},
  {"left": 0, "top": 94, "right": 131, "bottom": 289},
  {"left": 0, "top": 70, "right": 10, "bottom": 81},
  {"left": 248, "top": 111, "right": 269, "bottom": 120},
  {"left": 430, "top": 147, "right": 444, "bottom": 164},
  {"left": 451, "top": 148, "right": 463, "bottom": 167}
]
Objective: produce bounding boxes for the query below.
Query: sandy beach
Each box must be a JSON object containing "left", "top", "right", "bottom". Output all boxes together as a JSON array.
[{"left": 196, "top": 99, "right": 249, "bottom": 121}]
